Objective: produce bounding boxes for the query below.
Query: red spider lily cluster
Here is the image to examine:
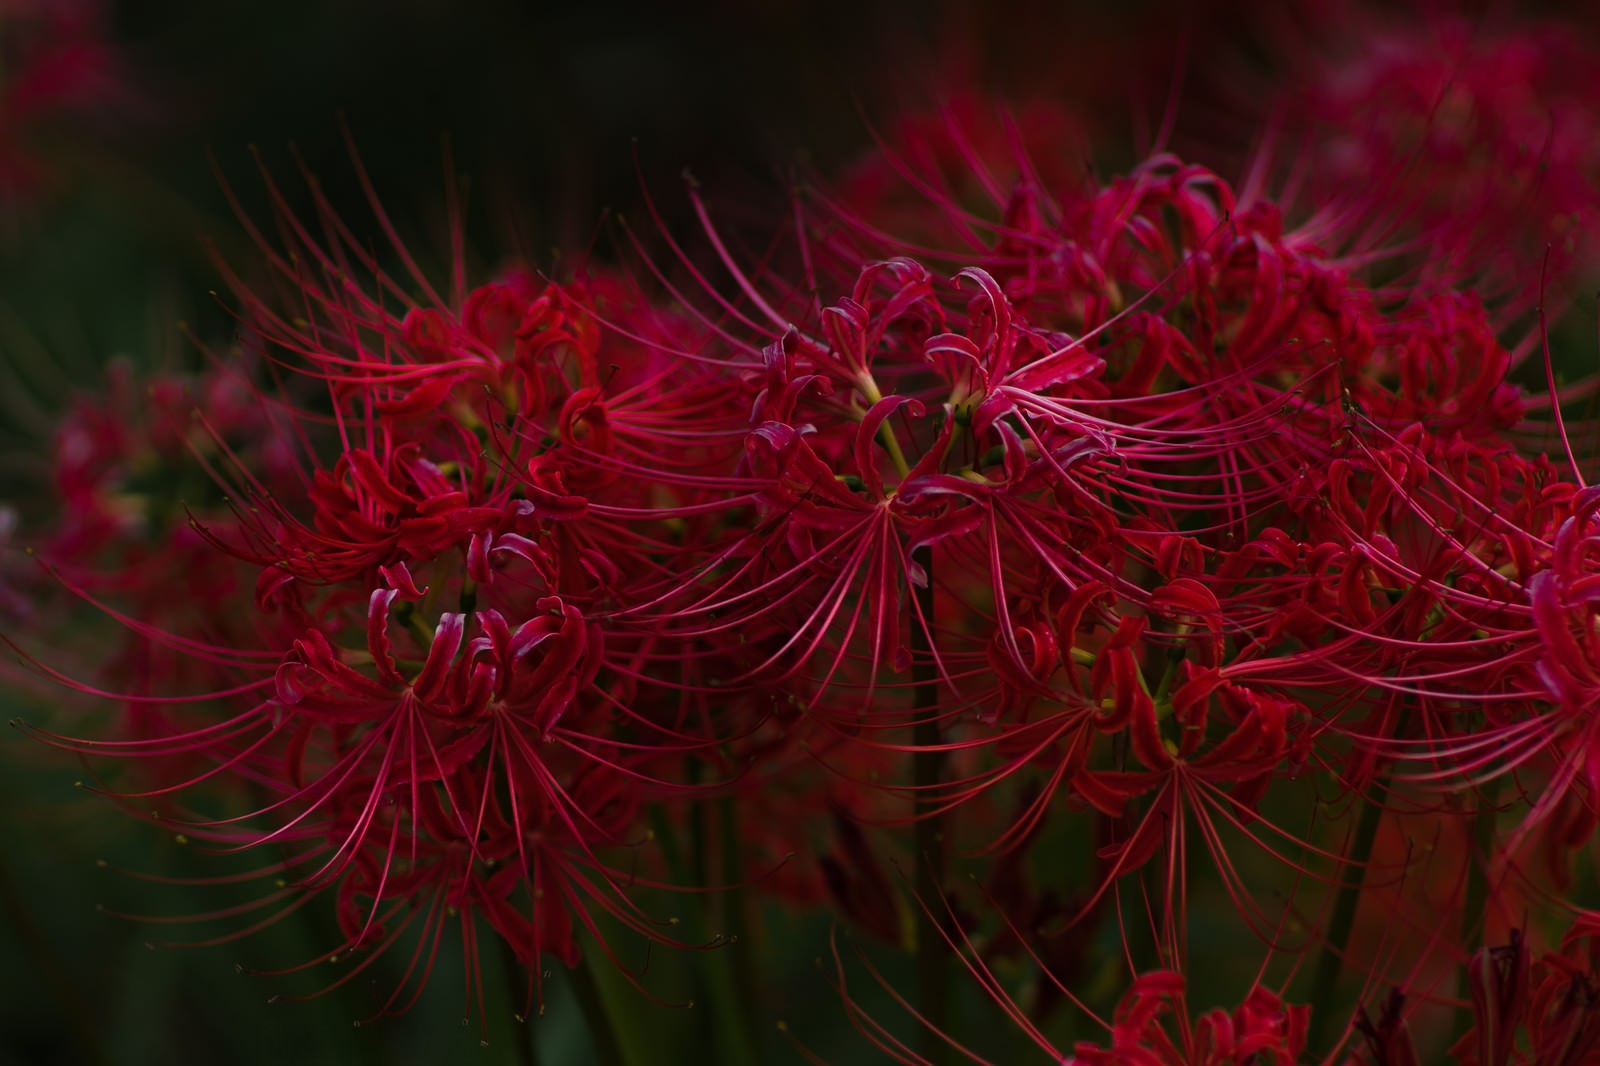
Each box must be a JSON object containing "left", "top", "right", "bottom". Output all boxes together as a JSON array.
[
  {"left": 1184, "top": 3, "right": 1600, "bottom": 318},
  {"left": 0, "top": 0, "right": 133, "bottom": 204},
  {"left": 11, "top": 5, "right": 1600, "bottom": 1065}
]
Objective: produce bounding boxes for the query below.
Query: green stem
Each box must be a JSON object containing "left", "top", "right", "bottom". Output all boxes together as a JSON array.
[
  {"left": 647, "top": 805, "right": 690, "bottom": 888},
  {"left": 858, "top": 373, "right": 913, "bottom": 481},
  {"left": 648, "top": 801, "right": 761, "bottom": 1062},
  {"left": 570, "top": 957, "right": 627, "bottom": 1066},
  {"left": 1461, "top": 788, "right": 1499, "bottom": 945},
  {"left": 499, "top": 939, "right": 540, "bottom": 1066},
  {"left": 911, "top": 544, "right": 949, "bottom": 1065},
  {"left": 1306, "top": 783, "right": 1387, "bottom": 1055},
  {"left": 702, "top": 797, "right": 763, "bottom": 1066},
  {"left": 1459, "top": 780, "right": 1502, "bottom": 1026}
]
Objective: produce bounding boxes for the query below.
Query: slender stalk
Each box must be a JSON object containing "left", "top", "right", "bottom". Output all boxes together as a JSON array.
[
  {"left": 677, "top": 761, "right": 719, "bottom": 1060},
  {"left": 1459, "top": 780, "right": 1502, "bottom": 1026},
  {"left": 1461, "top": 786, "right": 1499, "bottom": 945},
  {"left": 706, "top": 796, "right": 763, "bottom": 1066},
  {"left": 662, "top": 790, "right": 761, "bottom": 1066},
  {"left": 911, "top": 544, "right": 949, "bottom": 1065},
  {"left": 858, "top": 371, "right": 913, "bottom": 482},
  {"left": 570, "top": 957, "right": 627, "bottom": 1066},
  {"left": 647, "top": 804, "right": 691, "bottom": 889},
  {"left": 1306, "top": 783, "right": 1386, "bottom": 1055},
  {"left": 499, "top": 939, "right": 540, "bottom": 1066}
]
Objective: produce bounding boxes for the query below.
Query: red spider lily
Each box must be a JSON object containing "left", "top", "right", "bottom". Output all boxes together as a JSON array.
[
  {"left": 1231, "top": 6, "right": 1600, "bottom": 313},
  {"left": 1067, "top": 971, "right": 1310, "bottom": 1066},
  {"left": 210, "top": 756, "right": 647, "bottom": 1033},
  {"left": 206, "top": 267, "right": 735, "bottom": 606},
  {"left": 21, "top": 61, "right": 1600, "bottom": 1062},
  {"left": 1352, "top": 917, "right": 1600, "bottom": 1065},
  {"left": 1351, "top": 987, "right": 1422, "bottom": 1066},
  {"left": 620, "top": 251, "right": 1128, "bottom": 732},
  {"left": 815, "top": 136, "right": 1522, "bottom": 562},
  {"left": 730, "top": 93, "right": 1600, "bottom": 1061},
  {"left": 949, "top": 581, "right": 1341, "bottom": 966},
  {"left": 17, "top": 562, "right": 700, "bottom": 1014},
  {"left": 1518, "top": 920, "right": 1600, "bottom": 1066},
  {"left": 829, "top": 94, "right": 1092, "bottom": 259},
  {"left": 43, "top": 358, "right": 296, "bottom": 570},
  {"left": 1501, "top": 487, "right": 1600, "bottom": 857},
  {"left": 2, "top": 358, "right": 303, "bottom": 797},
  {"left": 1239, "top": 408, "right": 1578, "bottom": 845},
  {"left": 7, "top": 153, "right": 767, "bottom": 1024},
  {"left": 820, "top": 905, "right": 1317, "bottom": 1066},
  {"left": 634, "top": 108, "right": 1569, "bottom": 948},
  {"left": 0, "top": 0, "right": 132, "bottom": 202}
]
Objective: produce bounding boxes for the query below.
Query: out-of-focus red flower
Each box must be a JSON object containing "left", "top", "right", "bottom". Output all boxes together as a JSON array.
[
  {"left": 0, "top": 0, "right": 132, "bottom": 202},
  {"left": 1192, "top": 5, "right": 1600, "bottom": 312},
  {"left": 1069, "top": 971, "right": 1309, "bottom": 1065}
]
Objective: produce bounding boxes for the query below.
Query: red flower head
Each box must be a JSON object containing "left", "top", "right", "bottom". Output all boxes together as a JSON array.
[
  {"left": 13, "top": 159, "right": 755, "bottom": 1023},
  {"left": 0, "top": 0, "right": 134, "bottom": 203},
  {"left": 1195, "top": 5, "right": 1600, "bottom": 313}
]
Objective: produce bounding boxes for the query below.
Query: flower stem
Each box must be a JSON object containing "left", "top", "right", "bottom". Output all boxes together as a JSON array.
[
  {"left": 1461, "top": 788, "right": 1499, "bottom": 944},
  {"left": 670, "top": 760, "right": 759, "bottom": 1063},
  {"left": 911, "top": 544, "right": 949, "bottom": 1065},
  {"left": 859, "top": 372, "right": 913, "bottom": 481},
  {"left": 499, "top": 938, "right": 540, "bottom": 1066},
  {"left": 703, "top": 796, "right": 763, "bottom": 1066},
  {"left": 570, "top": 957, "right": 627, "bottom": 1066},
  {"left": 1459, "top": 779, "right": 1502, "bottom": 1026},
  {"left": 1306, "top": 782, "right": 1386, "bottom": 1055}
]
